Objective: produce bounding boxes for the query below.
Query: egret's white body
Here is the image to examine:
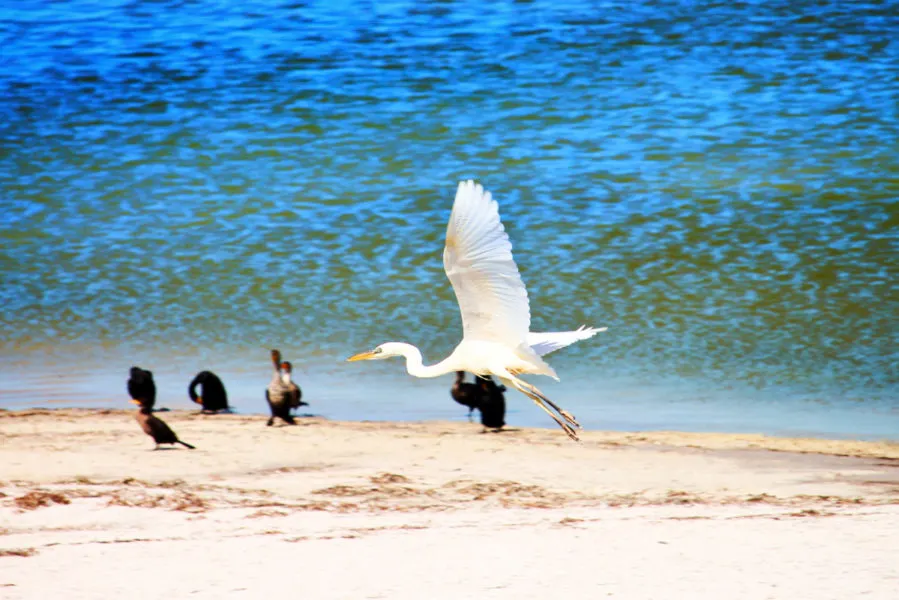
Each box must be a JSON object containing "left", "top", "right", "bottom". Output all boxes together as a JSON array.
[{"left": 348, "top": 180, "right": 605, "bottom": 440}]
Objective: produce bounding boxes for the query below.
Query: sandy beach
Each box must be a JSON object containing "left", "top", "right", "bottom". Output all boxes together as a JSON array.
[{"left": 1, "top": 409, "right": 898, "bottom": 599}]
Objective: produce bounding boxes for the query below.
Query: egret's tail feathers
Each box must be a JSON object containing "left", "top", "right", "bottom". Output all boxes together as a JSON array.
[
  {"left": 504, "top": 376, "right": 581, "bottom": 442},
  {"left": 527, "top": 325, "right": 607, "bottom": 357}
]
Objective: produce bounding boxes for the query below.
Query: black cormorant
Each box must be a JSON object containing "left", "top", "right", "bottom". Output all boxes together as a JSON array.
[
  {"left": 132, "top": 399, "right": 195, "bottom": 450},
  {"left": 450, "top": 371, "right": 480, "bottom": 419},
  {"left": 188, "top": 370, "right": 229, "bottom": 413},
  {"left": 127, "top": 367, "right": 156, "bottom": 410},
  {"left": 477, "top": 376, "right": 506, "bottom": 431}
]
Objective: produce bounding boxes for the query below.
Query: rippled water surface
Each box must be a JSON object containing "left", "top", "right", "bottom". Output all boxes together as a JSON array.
[{"left": 1, "top": 0, "right": 897, "bottom": 437}]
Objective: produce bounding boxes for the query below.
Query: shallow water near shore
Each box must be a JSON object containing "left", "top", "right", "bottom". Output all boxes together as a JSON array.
[{"left": 1, "top": 1, "right": 897, "bottom": 438}]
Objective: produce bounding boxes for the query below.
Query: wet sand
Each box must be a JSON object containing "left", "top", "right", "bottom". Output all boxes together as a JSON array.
[{"left": 1, "top": 409, "right": 898, "bottom": 599}]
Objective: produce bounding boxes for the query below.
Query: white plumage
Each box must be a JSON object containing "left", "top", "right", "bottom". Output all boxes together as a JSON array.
[
  {"left": 348, "top": 180, "right": 606, "bottom": 440},
  {"left": 527, "top": 326, "right": 606, "bottom": 358}
]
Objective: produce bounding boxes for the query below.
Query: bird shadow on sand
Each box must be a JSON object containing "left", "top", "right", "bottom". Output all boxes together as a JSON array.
[
  {"left": 266, "top": 415, "right": 318, "bottom": 427},
  {"left": 480, "top": 427, "right": 520, "bottom": 434}
]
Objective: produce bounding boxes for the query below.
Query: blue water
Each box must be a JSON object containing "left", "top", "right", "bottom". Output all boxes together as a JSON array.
[{"left": 1, "top": 0, "right": 897, "bottom": 439}]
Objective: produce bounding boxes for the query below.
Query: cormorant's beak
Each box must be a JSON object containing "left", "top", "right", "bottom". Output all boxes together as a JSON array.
[
  {"left": 130, "top": 399, "right": 142, "bottom": 406},
  {"left": 347, "top": 351, "right": 377, "bottom": 362}
]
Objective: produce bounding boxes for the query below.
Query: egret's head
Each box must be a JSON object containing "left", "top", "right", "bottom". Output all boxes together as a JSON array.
[{"left": 347, "top": 343, "right": 406, "bottom": 362}]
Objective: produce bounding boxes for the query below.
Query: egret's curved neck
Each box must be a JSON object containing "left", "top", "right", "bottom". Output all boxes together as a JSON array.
[{"left": 393, "top": 343, "right": 454, "bottom": 379}]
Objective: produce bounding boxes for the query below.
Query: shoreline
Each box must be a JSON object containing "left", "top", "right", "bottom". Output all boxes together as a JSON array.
[
  {"left": 2, "top": 408, "right": 898, "bottom": 599},
  {"left": 2, "top": 407, "right": 898, "bottom": 458},
  {"left": 4, "top": 362, "right": 898, "bottom": 443}
]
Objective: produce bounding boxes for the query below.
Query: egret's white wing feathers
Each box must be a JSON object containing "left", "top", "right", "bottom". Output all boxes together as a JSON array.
[
  {"left": 443, "top": 180, "right": 531, "bottom": 346},
  {"left": 527, "top": 326, "right": 608, "bottom": 357}
]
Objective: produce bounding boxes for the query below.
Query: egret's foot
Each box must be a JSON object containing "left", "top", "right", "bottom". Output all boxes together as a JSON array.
[
  {"left": 532, "top": 390, "right": 580, "bottom": 429},
  {"left": 558, "top": 408, "right": 580, "bottom": 429}
]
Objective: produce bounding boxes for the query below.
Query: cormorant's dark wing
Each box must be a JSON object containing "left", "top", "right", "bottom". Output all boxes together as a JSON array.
[
  {"left": 148, "top": 415, "right": 179, "bottom": 444},
  {"left": 127, "top": 377, "right": 140, "bottom": 399}
]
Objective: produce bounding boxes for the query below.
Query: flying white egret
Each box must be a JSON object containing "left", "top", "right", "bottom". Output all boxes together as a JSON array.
[{"left": 347, "top": 180, "right": 606, "bottom": 440}]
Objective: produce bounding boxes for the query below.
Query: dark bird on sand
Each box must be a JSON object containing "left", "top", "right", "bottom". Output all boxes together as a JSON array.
[
  {"left": 450, "top": 371, "right": 480, "bottom": 419},
  {"left": 477, "top": 376, "right": 507, "bottom": 431},
  {"left": 265, "top": 349, "right": 307, "bottom": 426},
  {"left": 127, "top": 366, "right": 156, "bottom": 410},
  {"left": 132, "top": 399, "right": 196, "bottom": 450},
  {"left": 188, "top": 370, "right": 229, "bottom": 413}
]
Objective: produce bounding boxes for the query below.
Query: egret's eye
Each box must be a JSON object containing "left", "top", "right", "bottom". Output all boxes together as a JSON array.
[{"left": 373, "top": 347, "right": 383, "bottom": 354}]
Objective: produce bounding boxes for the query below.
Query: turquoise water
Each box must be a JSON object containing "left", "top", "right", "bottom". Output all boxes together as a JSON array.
[{"left": 1, "top": 1, "right": 897, "bottom": 438}]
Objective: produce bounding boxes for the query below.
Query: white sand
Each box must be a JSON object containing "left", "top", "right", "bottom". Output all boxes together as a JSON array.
[{"left": 1, "top": 409, "right": 898, "bottom": 599}]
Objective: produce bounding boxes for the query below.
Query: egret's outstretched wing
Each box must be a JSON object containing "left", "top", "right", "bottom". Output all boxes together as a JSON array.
[
  {"left": 443, "top": 180, "right": 530, "bottom": 345},
  {"left": 527, "top": 326, "right": 608, "bottom": 357}
]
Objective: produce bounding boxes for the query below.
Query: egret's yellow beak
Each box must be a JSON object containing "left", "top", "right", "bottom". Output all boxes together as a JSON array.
[{"left": 347, "top": 351, "right": 377, "bottom": 362}]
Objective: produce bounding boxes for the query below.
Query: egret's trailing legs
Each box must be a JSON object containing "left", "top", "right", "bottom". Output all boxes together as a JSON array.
[{"left": 501, "top": 375, "right": 581, "bottom": 441}]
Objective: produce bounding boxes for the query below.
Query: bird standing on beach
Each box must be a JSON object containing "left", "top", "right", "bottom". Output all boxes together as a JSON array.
[
  {"left": 127, "top": 367, "right": 156, "bottom": 410},
  {"left": 132, "top": 399, "right": 196, "bottom": 450},
  {"left": 348, "top": 180, "right": 605, "bottom": 441},
  {"left": 451, "top": 371, "right": 481, "bottom": 419},
  {"left": 188, "top": 370, "right": 229, "bottom": 413},
  {"left": 477, "top": 376, "right": 506, "bottom": 432},
  {"left": 265, "top": 349, "right": 307, "bottom": 426}
]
